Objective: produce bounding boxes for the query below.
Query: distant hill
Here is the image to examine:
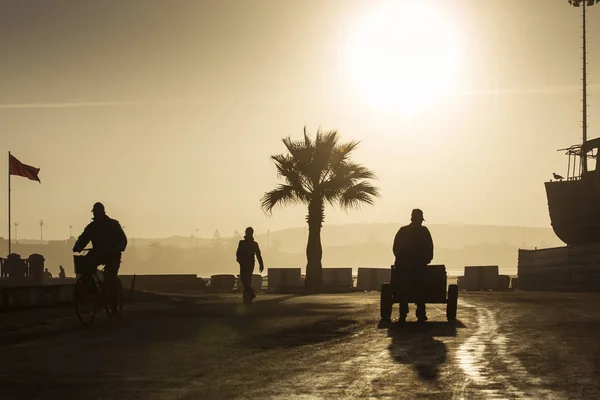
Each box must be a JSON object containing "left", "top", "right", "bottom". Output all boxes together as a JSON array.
[
  {"left": 12, "top": 223, "right": 555, "bottom": 251},
  {"left": 123, "top": 223, "right": 563, "bottom": 276},
  {"left": 3, "top": 223, "right": 563, "bottom": 251},
  {"left": 3, "top": 223, "right": 561, "bottom": 277},
  {"left": 252, "top": 223, "right": 563, "bottom": 252}
]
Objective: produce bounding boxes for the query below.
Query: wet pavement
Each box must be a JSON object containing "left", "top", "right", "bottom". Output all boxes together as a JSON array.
[{"left": 1, "top": 291, "right": 599, "bottom": 399}]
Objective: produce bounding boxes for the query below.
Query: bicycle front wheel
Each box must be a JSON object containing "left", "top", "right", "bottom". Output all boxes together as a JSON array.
[{"left": 74, "top": 276, "right": 100, "bottom": 325}]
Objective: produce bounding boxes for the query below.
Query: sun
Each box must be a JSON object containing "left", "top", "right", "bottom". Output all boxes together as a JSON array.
[{"left": 345, "top": 1, "right": 462, "bottom": 115}]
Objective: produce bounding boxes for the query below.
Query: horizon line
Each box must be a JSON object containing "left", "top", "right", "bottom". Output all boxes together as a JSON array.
[
  {"left": 0, "top": 221, "right": 554, "bottom": 242},
  {"left": 0, "top": 84, "right": 596, "bottom": 109}
]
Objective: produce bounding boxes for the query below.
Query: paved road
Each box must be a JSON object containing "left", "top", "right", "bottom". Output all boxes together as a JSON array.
[{"left": 1, "top": 291, "right": 599, "bottom": 399}]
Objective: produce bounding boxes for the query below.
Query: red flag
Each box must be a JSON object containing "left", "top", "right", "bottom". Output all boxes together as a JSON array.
[{"left": 9, "top": 154, "right": 41, "bottom": 183}]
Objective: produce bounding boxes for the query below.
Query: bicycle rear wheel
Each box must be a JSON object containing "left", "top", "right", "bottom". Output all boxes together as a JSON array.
[{"left": 74, "top": 276, "right": 100, "bottom": 325}]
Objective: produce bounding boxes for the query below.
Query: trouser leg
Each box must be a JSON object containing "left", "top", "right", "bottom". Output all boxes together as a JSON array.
[
  {"left": 397, "top": 266, "right": 409, "bottom": 320},
  {"left": 240, "top": 264, "right": 255, "bottom": 300},
  {"left": 415, "top": 267, "right": 427, "bottom": 320},
  {"left": 103, "top": 253, "right": 121, "bottom": 311}
]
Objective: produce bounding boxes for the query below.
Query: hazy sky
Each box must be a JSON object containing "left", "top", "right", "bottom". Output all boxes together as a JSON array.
[{"left": 1, "top": 0, "right": 598, "bottom": 240}]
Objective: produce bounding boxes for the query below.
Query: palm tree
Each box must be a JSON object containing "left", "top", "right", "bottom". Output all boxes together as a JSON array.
[{"left": 261, "top": 127, "right": 380, "bottom": 291}]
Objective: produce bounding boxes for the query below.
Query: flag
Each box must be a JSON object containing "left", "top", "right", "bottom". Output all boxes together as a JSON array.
[{"left": 9, "top": 153, "right": 41, "bottom": 183}]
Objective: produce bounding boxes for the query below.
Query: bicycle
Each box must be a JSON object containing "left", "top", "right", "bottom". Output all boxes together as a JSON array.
[{"left": 73, "top": 249, "right": 124, "bottom": 325}]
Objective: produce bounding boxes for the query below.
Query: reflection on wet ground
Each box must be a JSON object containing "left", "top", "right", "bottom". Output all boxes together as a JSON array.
[{"left": 456, "top": 302, "right": 561, "bottom": 400}]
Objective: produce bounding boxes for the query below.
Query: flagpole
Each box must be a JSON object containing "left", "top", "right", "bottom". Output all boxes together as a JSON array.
[{"left": 8, "top": 151, "right": 11, "bottom": 255}]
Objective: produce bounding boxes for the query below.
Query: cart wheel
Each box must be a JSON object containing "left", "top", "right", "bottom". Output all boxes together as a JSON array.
[
  {"left": 380, "top": 282, "right": 393, "bottom": 320},
  {"left": 446, "top": 284, "right": 458, "bottom": 321}
]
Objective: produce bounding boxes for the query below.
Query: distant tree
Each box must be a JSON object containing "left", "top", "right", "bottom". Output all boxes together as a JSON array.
[
  {"left": 227, "top": 230, "right": 243, "bottom": 252},
  {"left": 261, "top": 127, "right": 379, "bottom": 290}
]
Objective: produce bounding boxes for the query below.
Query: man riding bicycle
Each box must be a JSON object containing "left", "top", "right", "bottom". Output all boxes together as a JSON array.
[{"left": 73, "top": 202, "right": 127, "bottom": 313}]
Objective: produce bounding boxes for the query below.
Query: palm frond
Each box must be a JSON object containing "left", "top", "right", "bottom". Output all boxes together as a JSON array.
[
  {"left": 303, "top": 125, "right": 313, "bottom": 148},
  {"left": 271, "top": 154, "right": 302, "bottom": 184},
  {"left": 282, "top": 135, "right": 315, "bottom": 182},
  {"left": 270, "top": 154, "right": 313, "bottom": 195},
  {"left": 315, "top": 129, "right": 340, "bottom": 147},
  {"left": 338, "top": 181, "right": 380, "bottom": 211},
  {"left": 330, "top": 140, "right": 360, "bottom": 167},
  {"left": 260, "top": 184, "right": 308, "bottom": 214},
  {"left": 282, "top": 136, "right": 301, "bottom": 158},
  {"left": 337, "top": 140, "right": 360, "bottom": 155},
  {"left": 320, "top": 159, "right": 377, "bottom": 196},
  {"left": 337, "top": 162, "right": 377, "bottom": 180},
  {"left": 271, "top": 154, "right": 295, "bottom": 177},
  {"left": 314, "top": 131, "right": 339, "bottom": 168}
]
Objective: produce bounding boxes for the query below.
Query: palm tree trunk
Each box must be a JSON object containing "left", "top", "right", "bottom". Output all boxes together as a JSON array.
[{"left": 305, "top": 199, "right": 324, "bottom": 291}]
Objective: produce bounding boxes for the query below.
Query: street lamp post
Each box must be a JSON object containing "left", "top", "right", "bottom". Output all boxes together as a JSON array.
[
  {"left": 39, "top": 220, "right": 44, "bottom": 244},
  {"left": 196, "top": 228, "right": 199, "bottom": 260}
]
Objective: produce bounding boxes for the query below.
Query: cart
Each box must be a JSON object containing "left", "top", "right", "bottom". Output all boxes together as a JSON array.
[{"left": 380, "top": 264, "right": 458, "bottom": 322}]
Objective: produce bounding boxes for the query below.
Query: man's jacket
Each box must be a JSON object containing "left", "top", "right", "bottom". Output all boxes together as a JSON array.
[
  {"left": 393, "top": 224, "right": 433, "bottom": 266},
  {"left": 236, "top": 238, "right": 263, "bottom": 266},
  {"left": 73, "top": 215, "right": 128, "bottom": 254}
]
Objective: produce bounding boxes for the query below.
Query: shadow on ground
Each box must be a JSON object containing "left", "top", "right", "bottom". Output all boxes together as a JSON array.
[
  {"left": 250, "top": 318, "right": 358, "bottom": 349},
  {"left": 383, "top": 320, "right": 466, "bottom": 381},
  {"left": 0, "top": 293, "right": 371, "bottom": 400}
]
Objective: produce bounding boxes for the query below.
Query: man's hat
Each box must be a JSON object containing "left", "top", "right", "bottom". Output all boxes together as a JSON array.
[
  {"left": 92, "top": 202, "right": 105, "bottom": 213},
  {"left": 411, "top": 208, "right": 425, "bottom": 221}
]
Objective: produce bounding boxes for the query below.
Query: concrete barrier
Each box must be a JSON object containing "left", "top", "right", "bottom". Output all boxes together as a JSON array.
[
  {"left": 322, "top": 268, "right": 353, "bottom": 288},
  {"left": 120, "top": 274, "right": 202, "bottom": 293},
  {"left": 495, "top": 274, "right": 511, "bottom": 290},
  {"left": 236, "top": 274, "right": 263, "bottom": 292},
  {"left": 267, "top": 268, "right": 302, "bottom": 291},
  {"left": 0, "top": 283, "right": 75, "bottom": 309},
  {"left": 209, "top": 274, "right": 236, "bottom": 292},
  {"left": 462, "top": 266, "right": 499, "bottom": 291},
  {"left": 494, "top": 275, "right": 510, "bottom": 290},
  {"left": 356, "top": 267, "right": 391, "bottom": 291}
]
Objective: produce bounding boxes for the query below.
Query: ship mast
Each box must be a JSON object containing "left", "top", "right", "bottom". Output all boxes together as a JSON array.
[
  {"left": 582, "top": 1, "right": 589, "bottom": 173},
  {"left": 569, "top": 0, "right": 598, "bottom": 174}
]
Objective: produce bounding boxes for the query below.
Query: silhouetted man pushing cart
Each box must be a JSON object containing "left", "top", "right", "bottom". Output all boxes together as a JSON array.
[{"left": 392, "top": 209, "right": 434, "bottom": 322}]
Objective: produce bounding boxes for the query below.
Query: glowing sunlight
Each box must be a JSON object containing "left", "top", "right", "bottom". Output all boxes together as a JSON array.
[{"left": 345, "top": 1, "right": 463, "bottom": 115}]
